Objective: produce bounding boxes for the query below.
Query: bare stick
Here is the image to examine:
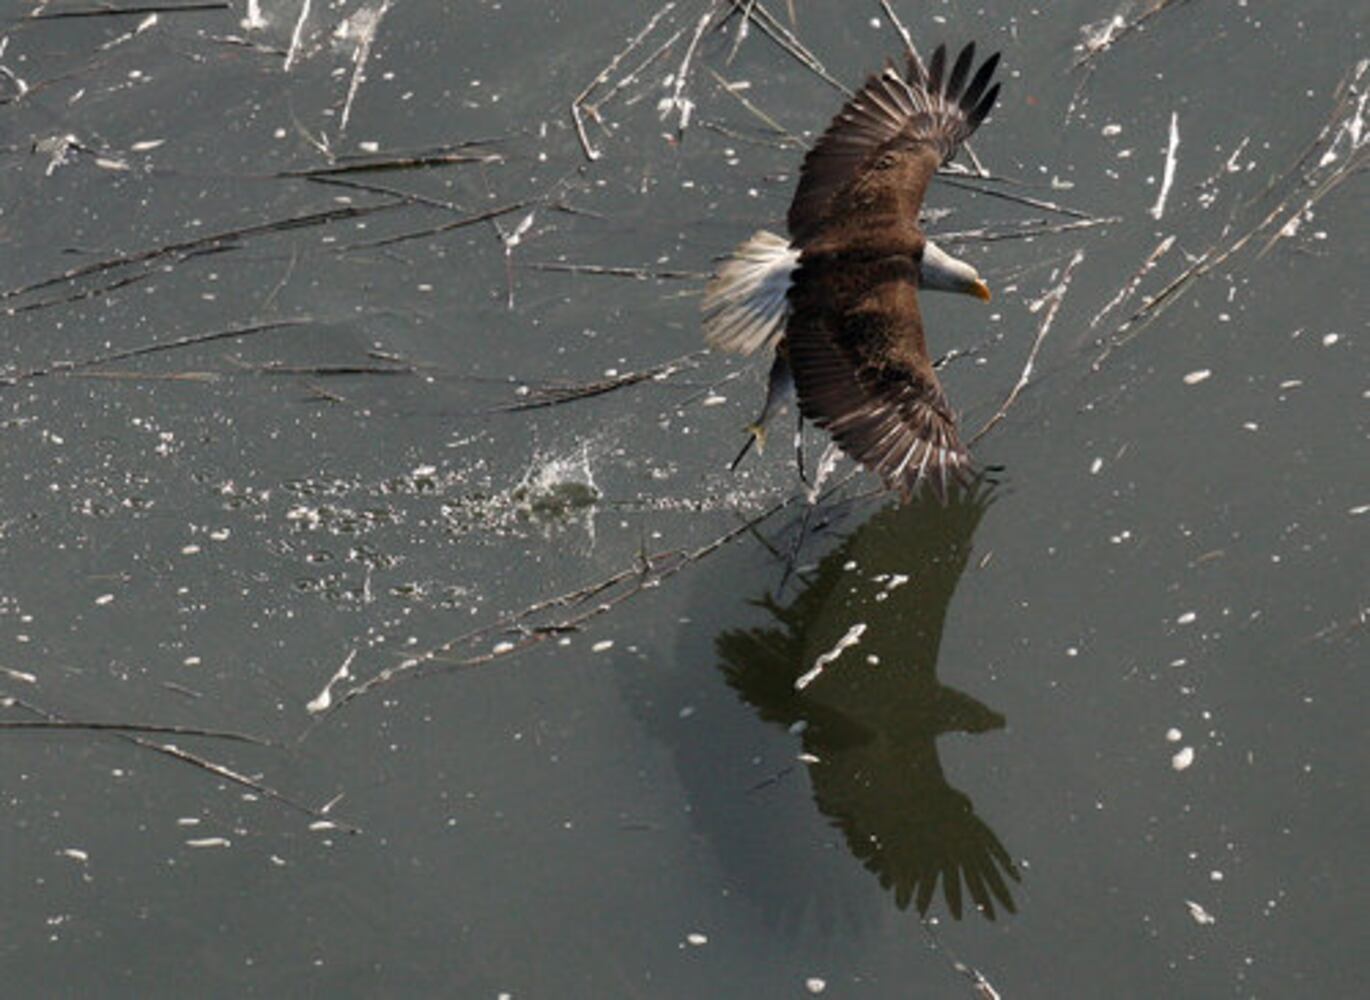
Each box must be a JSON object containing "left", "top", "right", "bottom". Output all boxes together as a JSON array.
[
  {"left": 313, "top": 491, "right": 811, "bottom": 716},
  {"left": 726, "top": 0, "right": 849, "bottom": 95},
  {"left": 934, "top": 215, "right": 1118, "bottom": 246},
  {"left": 0, "top": 719, "right": 272, "bottom": 744},
  {"left": 938, "top": 177, "right": 1096, "bottom": 220},
  {"left": 571, "top": 2, "right": 680, "bottom": 160},
  {"left": 705, "top": 66, "right": 807, "bottom": 147},
  {"left": 284, "top": 0, "right": 311, "bottom": 72},
  {"left": 28, "top": 2, "right": 227, "bottom": 17},
  {"left": 5, "top": 318, "right": 311, "bottom": 385},
  {"left": 970, "top": 249, "right": 1084, "bottom": 446},
  {"left": 331, "top": 199, "right": 534, "bottom": 253},
  {"left": 4, "top": 694, "right": 357, "bottom": 832},
  {"left": 522, "top": 261, "right": 705, "bottom": 280},
  {"left": 1087, "top": 234, "right": 1175, "bottom": 329},
  {"left": 663, "top": 3, "right": 720, "bottom": 139},
  {"left": 2, "top": 203, "right": 402, "bottom": 308},
  {"left": 493, "top": 350, "right": 708, "bottom": 412}
]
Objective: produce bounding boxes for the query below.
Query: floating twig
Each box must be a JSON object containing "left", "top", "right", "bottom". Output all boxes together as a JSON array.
[
  {"left": 5, "top": 318, "right": 311, "bottom": 385},
  {"left": 1, "top": 203, "right": 402, "bottom": 313},
  {"left": 1149, "top": 111, "right": 1180, "bottom": 220},
  {"left": 571, "top": 2, "right": 681, "bottom": 161},
  {"left": 276, "top": 149, "right": 501, "bottom": 178},
  {"left": 971, "top": 249, "right": 1085, "bottom": 446},
  {"left": 725, "top": 0, "right": 849, "bottom": 95},
  {"left": 493, "top": 350, "right": 708, "bottom": 412},
  {"left": 0, "top": 719, "right": 272, "bottom": 744},
  {"left": 3, "top": 694, "right": 356, "bottom": 832},
  {"left": 311, "top": 491, "right": 805, "bottom": 716},
  {"left": 521, "top": 261, "right": 705, "bottom": 280},
  {"left": 1087, "top": 234, "right": 1175, "bottom": 329},
  {"left": 27, "top": 1, "right": 227, "bottom": 18},
  {"left": 934, "top": 215, "right": 1118, "bottom": 246}
]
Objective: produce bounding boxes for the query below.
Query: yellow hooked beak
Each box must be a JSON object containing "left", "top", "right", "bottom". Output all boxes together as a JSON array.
[{"left": 970, "top": 279, "right": 992, "bottom": 302}]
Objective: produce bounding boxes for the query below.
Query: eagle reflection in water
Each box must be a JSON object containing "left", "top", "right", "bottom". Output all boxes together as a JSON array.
[{"left": 715, "top": 486, "right": 1019, "bottom": 920}]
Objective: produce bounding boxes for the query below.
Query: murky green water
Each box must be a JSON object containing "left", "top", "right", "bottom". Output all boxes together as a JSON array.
[{"left": 2, "top": 1, "right": 1366, "bottom": 996}]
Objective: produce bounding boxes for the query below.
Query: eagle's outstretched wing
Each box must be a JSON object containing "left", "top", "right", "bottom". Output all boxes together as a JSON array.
[{"left": 788, "top": 43, "right": 1000, "bottom": 245}]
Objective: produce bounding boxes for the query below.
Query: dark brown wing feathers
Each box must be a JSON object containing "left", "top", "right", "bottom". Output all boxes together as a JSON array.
[
  {"left": 783, "top": 42, "right": 1001, "bottom": 502},
  {"left": 788, "top": 42, "right": 1001, "bottom": 244}
]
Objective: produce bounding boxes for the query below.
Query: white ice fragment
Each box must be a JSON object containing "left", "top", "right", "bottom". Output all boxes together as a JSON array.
[
  {"left": 1166, "top": 728, "right": 1182, "bottom": 742},
  {"left": 1185, "top": 899, "right": 1216, "bottom": 925},
  {"left": 492, "top": 641, "right": 515, "bottom": 655},
  {"left": 1101, "top": 123, "right": 1122, "bottom": 137},
  {"left": 1322, "top": 332, "right": 1340, "bottom": 346},
  {"left": 1090, "top": 456, "right": 1103, "bottom": 475},
  {"left": 95, "top": 594, "right": 114, "bottom": 606},
  {"left": 1172, "top": 746, "right": 1196, "bottom": 771},
  {"left": 795, "top": 623, "right": 866, "bottom": 690},
  {"left": 241, "top": 0, "right": 267, "bottom": 31},
  {"left": 806, "top": 979, "right": 828, "bottom": 995},
  {"left": 1183, "top": 369, "right": 1211, "bottom": 385},
  {"left": 185, "top": 837, "right": 231, "bottom": 849},
  {"left": 1177, "top": 611, "right": 1197, "bottom": 624},
  {"left": 686, "top": 932, "right": 708, "bottom": 947},
  {"left": 1149, "top": 112, "right": 1180, "bottom": 220},
  {"left": 130, "top": 139, "right": 165, "bottom": 152},
  {"left": 60, "top": 848, "right": 89, "bottom": 863},
  {"left": 591, "top": 640, "right": 614, "bottom": 653},
  {"left": 306, "top": 650, "right": 356, "bottom": 715}
]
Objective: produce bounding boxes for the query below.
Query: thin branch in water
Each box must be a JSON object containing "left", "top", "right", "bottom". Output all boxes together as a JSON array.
[
  {"left": 284, "top": 0, "right": 311, "bottom": 72},
  {"left": 934, "top": 215, "right": 1118, "bottom": 246},
  {"left": 938, "top": 177, "right": 1097, "bottom": 220},
  {"left": 0, "top": 719, "right": 273, "bottom": 744},
  {"left": 571, "top": 2, "right": 681, "bottom": 161},
  {"left": 27, "top": 2, "right": 227, "bottom": 18},
  {"left": 3, "top": 694, "right": 357, "bottom": 832},
  {"left": 276, "top": 150, "right": 501, "bottom": 178},
  {"left": 1072, "top": 0, "right": 1192, "bottom": 70},
  {"left": 521, "top": 261, "right": 706, "bottom": 280},
  {"left": 970, "top": 249, "right": 1085, "bottom": 446},
  {"left": 1093, "top": 58, "right": 1368, "bottom": 369},
  {"left": 331, "top": 199, "right": 533, "bottom": 254},
  {"left": 1087, "top": 234, "right": 1175, "bottom": 329},
  {"left": 1149, "top": 111, "right": 1180, "bottom": 220},
  {"left": 5, "top": 318, "right": 312, "bottom": 385},
  {"left": 661, "top": 3, "right": 720, "bottom": 140},
  {"left": 336, "top": 0, "right": 394, "bottom": 132},
  {"left": 705, "top": 66, "right": 807, "bottom": 148},
  {"left": 1, "top": 203, "right": 402, "bottom": 310},
  {"left": 725, "top": 0, "right": 849, "bottom": 96},
  {"left": 310, "top": 490, "right": 811, "bottom": 717},
  {"left": 493, "top": 350, "right": 709, "bottom": 412}
]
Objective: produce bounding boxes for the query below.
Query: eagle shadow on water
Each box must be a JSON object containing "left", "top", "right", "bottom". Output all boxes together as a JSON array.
[{"left": 714, "top": 484, "right": 1019, "bottom": 920}]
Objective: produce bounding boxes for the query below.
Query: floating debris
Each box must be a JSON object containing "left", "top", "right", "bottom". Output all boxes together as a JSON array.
[
  {"left": 795, "top": 623, "right": 867, "bottom": 690},
  {"left": 1185, "top": 899, "right": 1217, "bottom": 925}
]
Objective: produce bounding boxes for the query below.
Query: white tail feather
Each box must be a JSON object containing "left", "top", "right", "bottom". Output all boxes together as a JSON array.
[{"left": 700, "top": 230, "right": 798, "bottom": 356}]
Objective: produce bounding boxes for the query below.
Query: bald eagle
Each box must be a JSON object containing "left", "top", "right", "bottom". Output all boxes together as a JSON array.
[{"left": 702, "top": 42, "right": 1001, "bottom": 501}]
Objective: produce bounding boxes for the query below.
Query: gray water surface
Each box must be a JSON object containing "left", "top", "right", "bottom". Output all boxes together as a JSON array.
[{"left": 2, "top": 1, "right": 1366, "bottom": 996}]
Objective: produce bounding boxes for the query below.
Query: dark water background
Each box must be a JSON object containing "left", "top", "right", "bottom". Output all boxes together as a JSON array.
[{"left": 2, "top": 1, "right": 1366, "bottom": 996}]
